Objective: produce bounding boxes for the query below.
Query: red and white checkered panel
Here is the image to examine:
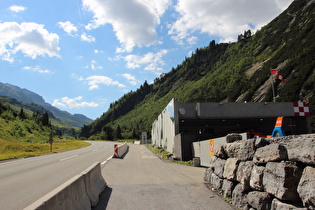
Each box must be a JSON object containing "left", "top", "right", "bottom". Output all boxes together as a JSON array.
[{"left": 293, "top": 102, "right": 310, "bottom": 117}]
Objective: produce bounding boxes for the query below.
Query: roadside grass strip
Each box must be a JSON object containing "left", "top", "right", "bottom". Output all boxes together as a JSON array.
[
  {"left": 0, "top": 138, "right": 90, "bottom": 161},
  {"left": 146, "top": 145, "right": 193, "bottom": 166}
]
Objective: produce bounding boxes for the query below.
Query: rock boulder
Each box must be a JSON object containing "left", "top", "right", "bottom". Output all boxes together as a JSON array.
[
  {"left": 297, "top": 166, "right": 315, "bottom": 208},
  {"left": 263, "top": 162, "right": 302, "bottom": 202},
  {"left": 253, "top": 143, "right": 288, "bottom": 164}
]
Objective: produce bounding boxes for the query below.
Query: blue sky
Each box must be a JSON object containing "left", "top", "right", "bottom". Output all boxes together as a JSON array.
[{"left": 0, "top": 0, "right": 293, "bottom": 119}]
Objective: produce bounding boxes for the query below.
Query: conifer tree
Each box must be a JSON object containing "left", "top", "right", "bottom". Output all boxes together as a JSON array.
[
  {"left": 42, "top": 111, "right": 50, "bottom": 127},
  {"left": 18, "top": 108, "right": 27, "bottom": 120},
  {"left": 115, "top": 125, "right": 123, "bottom": 140}
]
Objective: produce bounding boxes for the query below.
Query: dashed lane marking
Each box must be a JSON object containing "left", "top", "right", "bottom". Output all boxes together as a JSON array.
[{"left": 59, "top": 155, "right": 79, "bottom": 162}]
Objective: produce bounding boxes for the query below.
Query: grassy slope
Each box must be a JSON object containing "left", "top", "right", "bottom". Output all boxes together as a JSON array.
[{"left": 0, "top": 109, "right": 89, "bottom": 161}]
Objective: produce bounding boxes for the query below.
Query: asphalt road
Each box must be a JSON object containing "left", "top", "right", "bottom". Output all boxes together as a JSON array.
[
  {"left": 95, "top": 144, "right": 234, "bottom": 210},
  {"left": 0, "top": 141, "right": 116, "bottom": 210}
]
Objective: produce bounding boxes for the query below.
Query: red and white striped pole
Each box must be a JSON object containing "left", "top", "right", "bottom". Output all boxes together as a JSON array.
[{"left": 113, "top": 144, "right": 118, "bottom": 158}]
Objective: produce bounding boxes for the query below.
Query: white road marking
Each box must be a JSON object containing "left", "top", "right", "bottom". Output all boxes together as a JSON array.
[
  {"left": 59, "top": 155, "right": 79, "bottom": 161},
  {"left": 93, "top": 148, "right": 99, "bottom": 151},
  {"left": 101, "top": 156, "right": 112, "bottom": 166}
]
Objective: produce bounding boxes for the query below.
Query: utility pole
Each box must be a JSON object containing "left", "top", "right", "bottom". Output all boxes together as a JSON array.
[{"left": 270, "top": 68, "right": 276, "bottom": 102}]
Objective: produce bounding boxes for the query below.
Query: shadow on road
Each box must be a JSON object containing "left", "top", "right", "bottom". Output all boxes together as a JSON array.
[{"left": 93, "top": 187, "right": 113, "bottom": 210}]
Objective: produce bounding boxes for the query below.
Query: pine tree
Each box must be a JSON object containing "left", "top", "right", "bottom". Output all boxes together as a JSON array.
[
  {"left": 18, "top": 108, "right": 27, "bottom": 120},
  {"left": 42, "top": 111, "right": 50, "bottom": 127},
  {"left": 103, "top": 126, "right": 114, "bottom": 140},
  {"left": 115, "top": 125, "right": 123, "bottom": 140}
]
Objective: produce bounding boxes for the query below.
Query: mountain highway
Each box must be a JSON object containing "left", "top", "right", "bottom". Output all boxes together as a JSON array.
[
  {"left": 0, "top": 141, "right": 115, "bottom": 210},
  {"left": 1, "top": 142, "right": 234, "bottom": 210}
]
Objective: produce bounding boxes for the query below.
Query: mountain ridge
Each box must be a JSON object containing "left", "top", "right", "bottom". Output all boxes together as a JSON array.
[{"left": 0, "top": 82, "right": 92, "bottom": 128}]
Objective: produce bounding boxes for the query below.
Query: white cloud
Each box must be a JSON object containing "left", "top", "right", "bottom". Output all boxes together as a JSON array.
[
  {"left": 88, "top": 60, "right": 103, "bottom": 70},
  {"left": 58, "top": 21, "right": 78, "bottom": 36},
  {"left": 121, "top": 73, "right": 139, "bottom": 85},
  {"left": 187, "top": 36, "right": 198, "bottom": 45},
  {"left": 52, "top": 96, "right": 98, "bottom": 109},
  {"left": 94, "top": 49, "right": 104, "bottom": 54},
  {"left": 9, "top": 5, "right": 27, "bottom": 13},
  {"left": 22, "top": 65, "right": 52, "bottom": 74},
  {"left": 71, "top": 73, "right": 84, "bottom": 81},
  {"left": 168, "top": 0, "right": 294, "bottom": 44},
  {"left": 81, "top": 32, "right": 95, "bottom": 42},
  {"left": 86, "top": 75, "right": 126, "bottom": 90},
  {"left": 82, "top": 0, "right": 171, "bottom": 52},
  {"left": 0, "top": 22, "right": 60, "bottom": 62},
  {"left": 115, "top": 49, "right": 168, "bottom": 75}
]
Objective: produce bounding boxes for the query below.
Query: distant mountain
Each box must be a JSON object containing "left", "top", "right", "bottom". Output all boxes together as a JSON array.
[
  {"left": 80, "top": 0, "right": 315, "bottom": 139},
  {"left": 0, "top": 83, "right": 46, "bottom": 105},
  {"left": 0, "top": 82, "right": 92, "bottom": 128}
]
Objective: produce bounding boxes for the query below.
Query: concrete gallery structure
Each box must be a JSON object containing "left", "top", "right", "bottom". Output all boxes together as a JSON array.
[{"left": 151, "top": 98, "right": 311, "bottom": 160}]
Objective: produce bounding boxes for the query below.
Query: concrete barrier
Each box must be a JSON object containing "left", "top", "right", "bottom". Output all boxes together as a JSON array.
[
  {"left": 82, "top": 162, "right": 106, "bottom": 206},
  {"left": 113, "top": 143, "right": 129, "bottom": 158},
  {"left": 24, "top": 162, "right": 106, "bottom": 210},
  {"left": 24, "top": 175, "right": 90, "bottom": 210}
]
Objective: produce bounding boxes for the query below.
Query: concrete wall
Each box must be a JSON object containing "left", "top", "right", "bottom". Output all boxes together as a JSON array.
[
  {"left": 180, "top": 102, "right": 298, "bottom": 119},
  {"left": 173, "top": 133, "right": 196, "bottom": 161},
  {"left": 151, "top": 99, "right": 176, "bottom": 153},
  {"left": 193, "top": 133, "right": 247, "bottom": 167},
  {"left": 204, "top": 135, "right": 315, "bottom": 210}
]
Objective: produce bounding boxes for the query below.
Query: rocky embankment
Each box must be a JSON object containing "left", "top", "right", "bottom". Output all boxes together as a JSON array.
[{"left": 204, "top": 134, "right": 315, "bottom": 209}]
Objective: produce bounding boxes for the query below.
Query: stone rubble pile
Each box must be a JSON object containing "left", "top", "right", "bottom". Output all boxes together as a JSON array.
[{"left": 204, "top": 135, "right": 315, "bottom": 210}]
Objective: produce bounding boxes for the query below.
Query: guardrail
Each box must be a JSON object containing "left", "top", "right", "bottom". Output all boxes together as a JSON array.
[{"left": 24, "top": 162, "right": 106, "bottom": 210}]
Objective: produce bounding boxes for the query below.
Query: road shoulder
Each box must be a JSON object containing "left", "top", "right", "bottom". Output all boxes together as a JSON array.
[{"left": 95, "top": 144, "right": 234, "bottom": 210}]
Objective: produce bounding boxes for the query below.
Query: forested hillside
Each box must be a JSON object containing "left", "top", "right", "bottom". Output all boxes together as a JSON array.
[
  {"left": 0, "top": 96, "right": 78, "bottom": 138},
  {"left": 79, "top": 0, "right": 315, "bottom": 139},
  {"left": 0, "top": 98, "right": 54, "bottom": 144}
]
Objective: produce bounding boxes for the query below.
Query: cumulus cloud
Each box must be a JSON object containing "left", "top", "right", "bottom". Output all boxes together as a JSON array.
[
  {"left": 86, "top": 75, "right": 126, "bottom": 90},
  {"left": 22, "top": 65, "right": 52, "bottom": 74},
  {"left": 58, "top": 21, "right": 78, "bottom": 36},
  {"left": 0, "top": 22, "right": 60, "bottom": 62},
  {"left": 9, "top": 5, "right": 27, "bottom": 13},
  {"left": 52, "top": 96, "right": 98, "bottom": 109},
  {"left": 81, "top": 32, "right": 95, "bottom": 42},
  {"left": 121, "top": 73, "right": 139, "bottom": 85},
  {"left": 82, "top": 0, "right": 171, "bottom": 52},
  {"left": 168, "top": 0, "right": 294, "bottom": 44},
  {"left": 114, "top": 49, "right": 168, "bottom": 75}
]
